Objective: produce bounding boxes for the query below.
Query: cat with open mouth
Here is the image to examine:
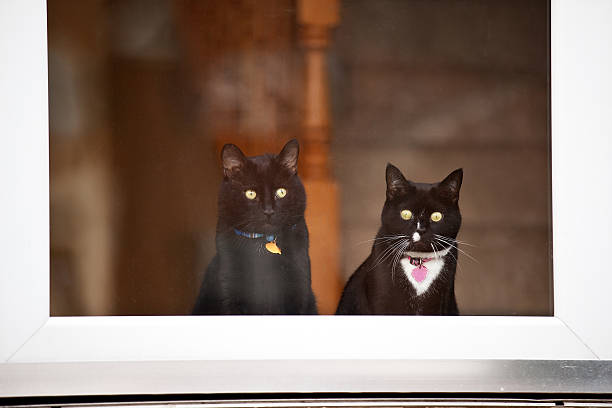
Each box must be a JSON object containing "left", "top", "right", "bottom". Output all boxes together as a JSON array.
[{"left": 336, "top": 164, "right": 463, "bottom": 315}]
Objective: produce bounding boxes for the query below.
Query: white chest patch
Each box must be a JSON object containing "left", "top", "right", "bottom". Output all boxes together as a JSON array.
[{"left": 400, "top": 248, "right": 450, "bottom": 296}]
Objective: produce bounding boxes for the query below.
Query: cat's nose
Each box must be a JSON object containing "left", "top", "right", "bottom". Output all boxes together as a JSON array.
[
  {"left": 416, "top": 222, "right": 426, "bottom": 233},
  {"left": 263, "top": 208, "right": 275, "bottom": 217}
]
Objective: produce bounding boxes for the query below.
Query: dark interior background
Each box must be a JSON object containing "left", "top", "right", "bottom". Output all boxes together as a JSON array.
[{"left": 49, "top": 0, "right": 551, "bottom": 316}]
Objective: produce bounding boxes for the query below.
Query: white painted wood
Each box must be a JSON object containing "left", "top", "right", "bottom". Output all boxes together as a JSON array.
[
  {"left": 9, "top": 316, "right": 595, "bottom": 362},
  {"left": 551, "top": 0, "right": 612, "bottom": 359},
  {"left": 0, "top": 0, "right": 49, "bottom": 362},
  {"left": 1, "top": 0, "right": 612, "bottom": 398}
]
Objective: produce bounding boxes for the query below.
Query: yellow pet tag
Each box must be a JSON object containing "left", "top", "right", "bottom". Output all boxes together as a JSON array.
[{"left": 265, "top": 240, "right": 282, "bottom": 255}]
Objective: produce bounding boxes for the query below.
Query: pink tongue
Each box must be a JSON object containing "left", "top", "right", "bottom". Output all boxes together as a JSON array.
[{"left": 411, "top": 265, "right": 428, "bottom": 283}]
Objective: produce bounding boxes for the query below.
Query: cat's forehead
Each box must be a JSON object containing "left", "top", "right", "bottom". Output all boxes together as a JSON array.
[
  {"left": 397, "top": 183, "right": 446, "bottom": 208},
  {"left": 236, "top": 154, "right": 291, "bottom": 185}
]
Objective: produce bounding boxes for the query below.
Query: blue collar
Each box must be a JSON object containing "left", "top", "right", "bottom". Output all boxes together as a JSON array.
[{"left": 234, "top": 228, "right": 275, "bottom": 243}]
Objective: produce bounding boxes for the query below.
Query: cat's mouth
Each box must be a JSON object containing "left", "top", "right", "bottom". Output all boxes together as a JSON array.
[
  {"left": 403, "top": 243, "right": 451, "bottom": 259},
  {"left": 406, "top": 240, "right": 434, "bottom": 252},
  {"left": 236, "top": 221, "right": 278, "bottom": 235},
  {"left": 260, "top": 222, "right": 278, "bottom": 234}
]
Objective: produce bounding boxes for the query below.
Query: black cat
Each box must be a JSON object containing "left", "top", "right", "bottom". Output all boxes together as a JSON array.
[
  {"left": 336, "top": 164, "right": 463, "bottom": 315},
  {"left": 193, "top": 139, "right": 317, "bottom": 315}
]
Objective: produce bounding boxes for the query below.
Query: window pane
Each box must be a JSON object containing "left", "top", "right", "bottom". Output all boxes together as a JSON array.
[{"left": 49, "top": 0, "right": 551, "bottom": 316}]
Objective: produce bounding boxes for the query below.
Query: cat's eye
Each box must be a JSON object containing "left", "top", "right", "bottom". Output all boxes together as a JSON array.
[
  {"left": 431, "top": 212, "right": 443, "bottom": 222},
  {"left": 400, "top": 209, "right": 412, "bottom": 220},
  {"left": 245, "top": 190, "right": 257, "bottom": 200},
  {"left": 275, "top": 188, "right": 287, "bottom": 199}
]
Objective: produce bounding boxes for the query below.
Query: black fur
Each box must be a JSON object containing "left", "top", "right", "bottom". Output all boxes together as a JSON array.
[
  {"left": 193, "top": 139, "right": 317, "bottom": 315},
  {"left": 336, "top": 165, "right": 463, "bottom": 315}
]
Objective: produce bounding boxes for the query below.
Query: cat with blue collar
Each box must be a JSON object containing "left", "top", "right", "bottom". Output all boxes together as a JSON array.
[{"left": 193, "top": 139, "right": 317, "bottom": 315}]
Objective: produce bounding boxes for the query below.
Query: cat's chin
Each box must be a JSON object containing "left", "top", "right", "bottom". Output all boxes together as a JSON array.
[
  {"left": 260, "top": 223, "right": 280, "bottom": 235},
  {"left": 406, "top": 242, "right": 434, "bottom": 253},
  {"left": 238, "top": 222, "right": 289, "bottom": 235},
  {"left": 403, "top": 244, "right": 452, "bottom": 259}
]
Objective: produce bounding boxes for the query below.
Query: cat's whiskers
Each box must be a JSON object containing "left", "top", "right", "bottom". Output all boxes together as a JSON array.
[
  {"left": 389, "top": 240, "right": 405, "bottom": 282},
  {"left": 432, "top": 237, "right": 480, "bottom": 263},
  {"left": 430, "top": 243, "right": 439, "bottom": 260},
  {"left": 433, "top": 236, "right": 479, "bottom": 264},
  {"left": 431, "top": 241, "right": 457, "bottom": 275},
  {"left": 434, "top": 233, "right": 476, "bottom": 247},
  {"left": 369, "top": 237, "right": 410, "bottom": 271},
  {"left": 430, "top": 239, "right": 452, "bottom": 255},
  {"left": 440, "top": 241, "right": 463, "bottom": 273},
  {"left": 391, "top": 239, "right": 411, "bottom": 283},
  {"left": 373, "top": 239, "right": 407, "bottom": 267},
  {"left": 355, "top": 235, "right": 409, "bottom": 246}
]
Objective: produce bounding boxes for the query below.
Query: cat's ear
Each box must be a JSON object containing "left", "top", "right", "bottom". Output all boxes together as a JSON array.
[
  {"left": 221, "top": 143, "right": 247, "bottom": 178},
  {"left": 386, "top": 163, "right": 409, "bottom": 199},
  {"left": 277, "top": 139, "right": 299, "bottom": 175},
  {"left": 438, "top": 168, "right": 463, "bottom": 204}
]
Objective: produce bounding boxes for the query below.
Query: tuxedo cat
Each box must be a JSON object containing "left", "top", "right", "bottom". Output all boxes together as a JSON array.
[
  {"left": 336, "top": 164, "right": 463, "bottom": 315},
  {"left": 193, "top": 139, "right": 317, "bottom": 315}
]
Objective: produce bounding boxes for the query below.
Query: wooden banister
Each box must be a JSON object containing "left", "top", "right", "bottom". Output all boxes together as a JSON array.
[{"left": 298, "top": 0, "right": 343, "bottom": 314}]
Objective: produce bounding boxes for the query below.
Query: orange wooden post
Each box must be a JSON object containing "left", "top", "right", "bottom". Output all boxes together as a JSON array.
[{"left": 297, "top": 0, "right": 343, "bottom": 314}]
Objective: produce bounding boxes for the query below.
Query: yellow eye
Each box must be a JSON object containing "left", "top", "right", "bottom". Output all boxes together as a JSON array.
[
  {"left": 431, "top": 212, "right": 443, "bottom": 222},
  {"left": 400, "top": 209, "right": 412, "bottom": 220},
  {"left": 245, "top": 190, "right": 257, "bottom": 200},
  {"left": 275, "top": 188, "right": 287, "bottom": 199}
]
